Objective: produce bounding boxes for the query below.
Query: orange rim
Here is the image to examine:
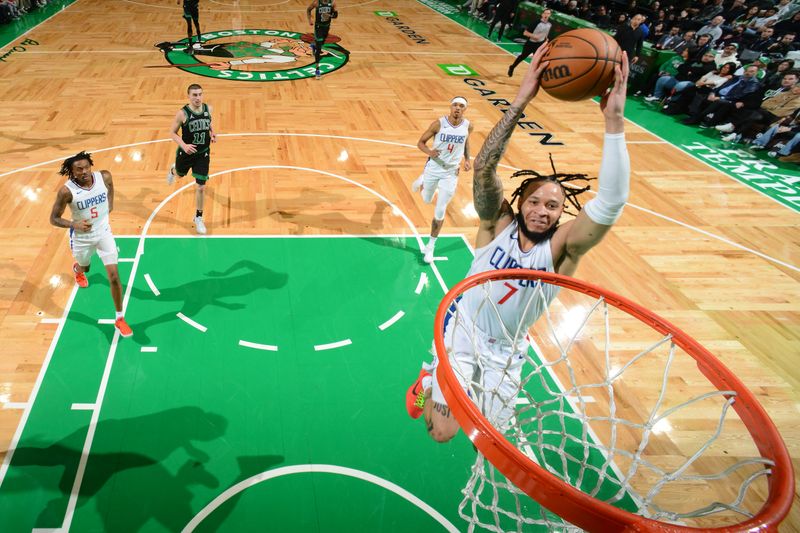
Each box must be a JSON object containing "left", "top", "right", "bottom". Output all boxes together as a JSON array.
[{"left": 434, "top": 268, "right": 794, "bottom": 532}]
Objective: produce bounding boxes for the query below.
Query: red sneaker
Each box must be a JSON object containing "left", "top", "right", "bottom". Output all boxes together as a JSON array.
[
  {"left": 73, "top": 262, "right": 88, "bottom": 288},
  {"left": 115, "top": 317, "right": 133, "bottom": 338},
  {"left": 405, "top": 369, "right": 431, "bottom": 419}
]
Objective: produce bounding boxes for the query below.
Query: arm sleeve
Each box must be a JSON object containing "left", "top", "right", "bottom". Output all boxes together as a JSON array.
[{"left": 583, "top": 133, "right": 630, "bottom": 225}]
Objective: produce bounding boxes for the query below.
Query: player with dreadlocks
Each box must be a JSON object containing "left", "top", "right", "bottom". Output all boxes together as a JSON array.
[
  {"left": 49, "top": 151, "right": 133, "bottom": 338},
  {"left": 405, "top": 45, "right": 631, "bottom": 443}
]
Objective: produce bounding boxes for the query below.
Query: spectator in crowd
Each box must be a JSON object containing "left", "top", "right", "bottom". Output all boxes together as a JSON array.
[
  {"left": 763, "top": 59, "right": 795, "bottom": 90},
  {"left": 749, "top": 8, "right": 779, "bottom": 33},
  {"left": 592, "top": 4, "right": 612, "bottom": 29},
  {"left": 770, "top": 0, "right": 800, "bottom": 24},
  {"left": 735, "top": 6, "right": 762, "bottom": 29},
  {"left": 643, "top": 48, "right": 689, "bottom": 100},
  {"left": 687, "top": 33, "right": 714, "bottom": 61},
  {"left": 714, "top": 43, "right": 740, "bottom": 68},
  {"left": 564, "top": 0, "right": 579, "bottom": 18},
  {"left": 697, "top": 0, "right": 724, "bottom": 24},
  {"left": 648, "top": 21, "right": 665, "bottom": 43},
  {"left": 660, "top": 52, "right": 727, "bottom": 112},
  {"left": 696, "top": 15, "right": 726, "bottom": 45},
  {"left": 750, "top": 109, "right": 800, "bottom": 161},
  {"left": 717, "top": 24, "right": 747, "bottom": 49},
  {"left": 656, "top": 25, "right": 683, "bottom": 49},
  {"left": 486, "top": 0, "right": 518, "bottom": 42},
  {"left": 748, "top": 27, "right": 777, "bottom": 53},
  {"left": 672, "top": 30, "right": 697, "bottom": 54},
  {"left": 614, "top": 12, "right": 645, "bottom": 64},
  {"left": 773, "top": 12, "right": 800, "bottom": 37},
  {"left": 719, "top": 73, "right": 799, "bottom": 142},
  {"left": 683, "top": 65, "right": 763, "bottom": 127},
  {"left": 577, "top": 2, "right": 593, "bottom": 22},
  {"left": 735, "top": 57, "right": 770, "bottom": 81},
  {"left": 722, "top": 0, "right": 749, "bottom": 27},
  {"left": 766, "top": 33, "right": 797, "bottom": 57}
]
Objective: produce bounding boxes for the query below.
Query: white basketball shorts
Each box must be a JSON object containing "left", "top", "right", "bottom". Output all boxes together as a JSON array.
[
  {"left": 431, "top": 315, "right": 527, "bottom": 427},
  {"left": 70, "top": 230, "right": 119, "bottom": 267}
]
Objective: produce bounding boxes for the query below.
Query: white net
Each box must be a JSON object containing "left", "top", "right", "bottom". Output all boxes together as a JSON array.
[{"left": 441, "top": 275, "right": 777, "bottom": 532}]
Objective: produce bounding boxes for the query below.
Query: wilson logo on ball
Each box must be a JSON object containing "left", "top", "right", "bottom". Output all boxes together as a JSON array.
[{"left": 542, "top": 65, "right": 572, "bottom": 82}]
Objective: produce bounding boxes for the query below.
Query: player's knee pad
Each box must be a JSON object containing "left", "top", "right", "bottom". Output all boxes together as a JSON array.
[{"left": 195, "top": 179, "right": 206, "bottom": 187}]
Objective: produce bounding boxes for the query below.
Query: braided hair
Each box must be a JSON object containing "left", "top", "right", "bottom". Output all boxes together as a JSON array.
[
  {"left": 59, "top": 151, "right": 94, "bottom": 180},
  {"left": 508, "top": 155, "right": 593, "bottom": 216}
]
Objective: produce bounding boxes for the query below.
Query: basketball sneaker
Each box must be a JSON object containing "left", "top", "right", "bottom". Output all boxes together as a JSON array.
[
  {"left": 194, "top": 216, "right": 207, "bottom": 235},
  {"left": 114, "top": 317, "right": 133, "bottom": 338},
  {"left": 315, "top": 67, "right": 321, "bottom": 80},
  {"left": 411, "top": 175, "right": 424, "bottom": 193},
  {"left": 73, "top": 262, "right": 88, "bottom": 288},
  {"left": 166, "top": 164, "right": 176, "bottom": 185},
  {"left": 423, "top": 242, "right": 435, "bottom": 264},
  {"left": 406, "top": 369, "right": 431, "bottom": 419}
]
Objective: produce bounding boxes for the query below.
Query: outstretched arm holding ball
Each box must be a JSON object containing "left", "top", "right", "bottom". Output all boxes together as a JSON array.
[
  {"left": 548, "top": 51, "right": 630, "bottom": 276},
  {"left": 471, "top": 43, "right": 550, "bottom": 247}
]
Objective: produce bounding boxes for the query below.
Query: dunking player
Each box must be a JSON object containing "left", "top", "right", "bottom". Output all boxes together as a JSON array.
[
  {"left": 49, "top": 151, "right": 133, "bottom": 338},
  {"left": 411, "top": 97, "right": 473, "bottom": 263},
  {"left": 405, "top": 48, "right": 631, "bottom": 443},
  {"left": 306, "top": 0, "right": 337, "bottom": 79},
  {"left": 167, "top": 83, "right": 216, "bottom": 235},
  {"left": 177, "top": 0, "right": 203, "bottom": 50}
]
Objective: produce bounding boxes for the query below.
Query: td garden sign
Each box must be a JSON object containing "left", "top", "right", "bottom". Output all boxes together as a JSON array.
[{"left": 154, "top": 29, "right": 350, "bottom": 82}]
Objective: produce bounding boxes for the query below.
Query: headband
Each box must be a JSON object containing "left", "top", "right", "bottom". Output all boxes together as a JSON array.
[{"left": 451, "top": 97, "right": 468, "bottom": 107}]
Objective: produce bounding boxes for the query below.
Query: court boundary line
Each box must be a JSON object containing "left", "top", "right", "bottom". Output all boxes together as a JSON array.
[{"left": 0, "top": 284, "right": 79, "bottom": 489}]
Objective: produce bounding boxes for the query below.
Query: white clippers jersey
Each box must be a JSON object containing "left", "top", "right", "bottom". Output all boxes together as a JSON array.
[
  {"left": 65, "top": 171, "right": 111, "bottom": 239},
  {"left": 460, "top": 219, "right": 559, "bottom": 341},
  {"left": 426, "top": 116, "right": 470, "bottom": 172}
]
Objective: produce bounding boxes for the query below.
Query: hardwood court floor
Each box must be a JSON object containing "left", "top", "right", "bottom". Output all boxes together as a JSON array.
[{"left": 0, "top": 0, "right": 798, "bottom": 529}]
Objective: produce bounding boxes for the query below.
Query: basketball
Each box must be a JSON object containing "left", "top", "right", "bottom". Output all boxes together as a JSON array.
[{"left": 540, "top": 28, "right": 622, "bottom": 101}]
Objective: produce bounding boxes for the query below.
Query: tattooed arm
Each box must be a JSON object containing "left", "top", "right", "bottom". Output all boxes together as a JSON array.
[{"left": 473, "top": 43, "right": 551, "bottom": 248}]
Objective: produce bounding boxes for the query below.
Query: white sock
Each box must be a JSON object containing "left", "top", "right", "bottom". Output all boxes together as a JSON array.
[
  {"left": 116, "top": 311, "right": 123, "bottom": 320},
  {"left": 427, "top": 237, "right": 437, "bottom": 248}
]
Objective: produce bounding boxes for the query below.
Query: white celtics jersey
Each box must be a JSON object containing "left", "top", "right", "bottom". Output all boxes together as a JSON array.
[
  {"left": 65, "top": 171, "right": 111, "bottom": 239},
  {"left": 460, "top": 219, "right": 559, "bottom": 341},
  {"left": 426, "top": 116, "right": 470, "bottom": 172}
]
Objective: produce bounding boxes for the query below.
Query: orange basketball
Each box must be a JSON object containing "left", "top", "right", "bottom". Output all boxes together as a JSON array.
[{"left": 540, "top": 28, "right": 622, "bottom": 101}]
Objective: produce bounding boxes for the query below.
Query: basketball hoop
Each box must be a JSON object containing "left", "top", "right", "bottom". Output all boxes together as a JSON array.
[{"left": 433, "top": 269, "right": 793, "bottom": 532}]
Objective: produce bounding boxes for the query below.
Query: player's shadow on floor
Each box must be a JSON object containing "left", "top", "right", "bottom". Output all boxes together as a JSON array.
[
  {"left": 4, "top": 406, "right": 284, "bottom": 532},
  {"left": 129, "top": 259, "right": 288, "bottom": 344}
]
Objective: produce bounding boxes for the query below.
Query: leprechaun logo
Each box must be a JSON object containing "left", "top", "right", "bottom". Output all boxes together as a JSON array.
[{"left": 154, "top": 29, "right": 349, "bottom": 81}]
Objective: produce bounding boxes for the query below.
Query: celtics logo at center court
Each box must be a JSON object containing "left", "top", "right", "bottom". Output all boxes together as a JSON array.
[{"left": 155, "top": 29, "right": 349, "bottom": 82}]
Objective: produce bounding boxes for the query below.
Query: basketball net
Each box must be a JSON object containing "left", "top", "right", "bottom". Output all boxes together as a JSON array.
[{"left": 434, "top": 270, "right": 793, "bottom": 532}]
